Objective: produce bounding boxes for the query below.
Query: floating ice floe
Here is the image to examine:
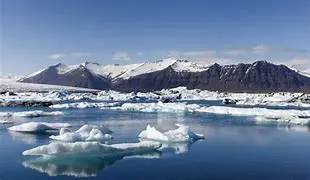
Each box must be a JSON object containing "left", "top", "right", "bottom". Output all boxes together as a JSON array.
[
  {"left": 139, "top": 124, "right": 204, "bottom": 142},
  {"left": 22, "top": 141, "right": 162, "bottom": 156},
  {"left": 94, "top": 90, "right": 136, "bottom": 101},
  {"left": 49, "top": 125, "right": 113, "bottom": 142},
  {"left": 104, "top": 102, "right": 310, "bottom": 125},
  {"left": 50, "top": 102, "right": 120, "bottom": 109},
  {"left": 108, "top": 102, "right": 189, "bottom": 113},
  {"left": 0, "top": 119, "right": 13, "bottom": 124},
  {"left": 195, "top": 106, "right": 310, "bottom": 125},
  {"left": 0, "top": 110, "right": 63, "bottom": 117},
  {"left": 8, "top": 122, "right": 71, "bottom": 133}
]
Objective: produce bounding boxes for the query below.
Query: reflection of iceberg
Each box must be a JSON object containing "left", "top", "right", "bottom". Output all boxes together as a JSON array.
[
  {"left": 159, "top": 141, "right": 194, "bottom": 154},
  {"left": 22, "top": 151, "right": 161, "bottom": 177},
  {"left": 139, "top": 124, "right": 204, "bottom": 142},
  {"left": 8, "top": 131, "right": 40, "bottom": 144}
]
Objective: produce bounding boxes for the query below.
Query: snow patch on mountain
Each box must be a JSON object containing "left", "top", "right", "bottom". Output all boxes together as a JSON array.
[{"left": 171, "top": 60, "right": 209, "bottom": 72}]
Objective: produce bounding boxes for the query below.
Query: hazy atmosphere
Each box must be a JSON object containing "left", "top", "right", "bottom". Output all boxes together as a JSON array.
[{"left": 1, "top": 0, "right": 310, "bottom": 75}]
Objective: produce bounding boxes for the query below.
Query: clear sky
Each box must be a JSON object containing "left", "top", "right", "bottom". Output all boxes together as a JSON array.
[{"left": 1, "top": 0, "right": 310, "bottom": 75}]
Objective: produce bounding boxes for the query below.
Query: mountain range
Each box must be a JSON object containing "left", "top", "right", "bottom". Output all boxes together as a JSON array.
[{"left": 19, "top": 59, "right": 310, "bottom": 93}]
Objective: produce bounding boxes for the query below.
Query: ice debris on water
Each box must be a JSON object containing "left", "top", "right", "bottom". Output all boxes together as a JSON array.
[
  {"left": 22, "top": 141, "right": 162, "bottom": 156},
  {"left": 7, "top": 122, "right": 71, "bottom": 133},
  {"left": 50, "top": 125, "right": 113, "bottom": 142},
  {"left": 139, "top": 124, "right": 204, "bottom": 142},
  {"left": 0, "top": 110, "right": 63, "bottom": 117}
]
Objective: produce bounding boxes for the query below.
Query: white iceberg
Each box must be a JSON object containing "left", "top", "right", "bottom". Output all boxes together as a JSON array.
[
  {"left": 22, "top": 141, "right": 162, "bottom": 156},
  {"left": 138, "top": 124, "right": 204, "bottom": 142},
  {"left": 0, "top": 110, "right": 63, "bottom": 117},
  {"left": 95, "top": 90, "right": 136, "bottom": 101},
  {"left": 108, "top": 102, "right": 188, "bottom": 113},
  {"left": 105, "top": 102, "right": 310, "bottom": 125},
  {"left": 0, "top": 119, "right": 13, "bottom": 124},
  {"left": 50, "top": 102, "right": 120, "bottom": 109},
  {"left": 196, "top": 106, "right": 310, "bottom": 125},
  {"left": 8, "top": 122, "right": 71, "bottom": 133},
  {"left": 49, "top": 125, "right": 113, "bottom": 142}
]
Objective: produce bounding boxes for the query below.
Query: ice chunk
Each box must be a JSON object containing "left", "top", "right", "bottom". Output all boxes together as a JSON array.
[
  {"left": 0, "top": 119, "right": 13, "bottom": 124},
  {"left": 196, "top": 106, "right": 310, "bottom": 125},
  {"left": 108, "top": 102, "right": 188, "bottom": 113},
  {"left": 0, "top": 110, "right": 63, "bottom": 117},
  {"left": 50, "top": 102, "right": 120, "bottom": 109},
  {"left": 8, "top": 122, "right": 71, "bottom": 133},
  {"left": 139, "top": 124, "right": 204, "bottom": 142},
  {"left": 22, "top": 141, "right": 162, "bottom": 156},
  {"left": 50, "top": 125, "right": 113, "bottom": 142}
]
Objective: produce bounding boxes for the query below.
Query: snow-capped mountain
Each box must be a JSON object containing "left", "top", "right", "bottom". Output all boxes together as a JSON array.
[
  {"left": 289, "top": 66, "right": 310, "bottom": 78},
  {"left": 19, "top": 59, "right": 310, "bottom": 92}
]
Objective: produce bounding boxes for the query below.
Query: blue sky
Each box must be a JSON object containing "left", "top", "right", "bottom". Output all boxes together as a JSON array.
[{"left": 1, "top": 0, "right": 310, "bottom": 75}]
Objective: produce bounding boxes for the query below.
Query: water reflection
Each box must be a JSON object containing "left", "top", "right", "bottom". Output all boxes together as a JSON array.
[
  {"left": 8, "top": 131, "right": 57, "bottom": 144},
  {"left": 22, "top": 151, "right": 162, "bottom": 177},
  {"left": 160, "top": 141, "right": 195, "bottom": 154}
]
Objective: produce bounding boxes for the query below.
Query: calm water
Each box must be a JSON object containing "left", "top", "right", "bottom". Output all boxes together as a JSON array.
[{"left": 1, "top": 102, "right": 310, "bottom": 180}]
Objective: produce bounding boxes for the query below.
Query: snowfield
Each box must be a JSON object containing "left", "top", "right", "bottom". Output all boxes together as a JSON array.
[{"left": 0, "top": 76, "right": 98, "bottom": 93}]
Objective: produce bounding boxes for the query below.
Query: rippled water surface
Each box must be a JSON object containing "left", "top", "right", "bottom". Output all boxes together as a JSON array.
[{"left": 1, "top": 101, "right": 310, "bottom": 180}]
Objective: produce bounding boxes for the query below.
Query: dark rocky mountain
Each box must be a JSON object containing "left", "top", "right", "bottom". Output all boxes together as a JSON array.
[
  {"left": 19, "top": 60, "right": 310, "bottom": 93},
  {"left": 19, "top": 63, "right": 110, "bottom": 90}
]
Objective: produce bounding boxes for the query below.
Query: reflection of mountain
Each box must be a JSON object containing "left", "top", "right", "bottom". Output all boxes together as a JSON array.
[{"left": 22, "top": 151, "right": 161, "bottom": 177}]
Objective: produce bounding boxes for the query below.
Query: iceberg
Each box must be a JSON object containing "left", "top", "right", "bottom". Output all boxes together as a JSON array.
[
  {"left": 105, "top": 101, "right": 310, "bottom": 125},
  {"left": 8, "top": 122, "right": 71, "bottom": 133},
  {"left": 0, "top": 119, "right": 13, "bottom": 124},
  {"left": 0, "top": 110, "right": 63, "bottom": 117},
  {"left": 95, "top": 90, "right": 136, "bottom": 101},
  {"left": 50, "top": 102, "right": 120, "bottom": 109},
  {"left": 50, "top": 125, "right": 113, "bottom": 142},
  {"left": 108, "top": 102, "right": 188, "bottom": 113},
  {"left": 138, "top": 124, "right": 204, "bottom": 142},
  {"left": 196, "top": 106, "right": 310, "bottom": 125},
  {"left": 22, "top": 141, "right": 162, "bottom": 156}
]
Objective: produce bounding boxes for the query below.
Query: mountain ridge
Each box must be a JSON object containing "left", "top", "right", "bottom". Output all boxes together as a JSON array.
[{"left": 19, "top": 59, "right": 310, "bottom": 93}]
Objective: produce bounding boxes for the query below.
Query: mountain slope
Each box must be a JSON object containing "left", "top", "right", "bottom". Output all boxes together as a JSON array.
[
  {"left": 19, "top": 63, "right": 110, "bottom": 89},
  {"left": 19, "top": 60, "right": 310, "bottom": 93}
]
